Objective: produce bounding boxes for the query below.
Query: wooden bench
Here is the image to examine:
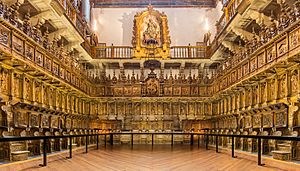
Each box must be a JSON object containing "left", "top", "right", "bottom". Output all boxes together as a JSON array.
[
  {"left": 11, "top": 150, "right": 30, "bottom": 161},
  {"left": 272, "top": 151, "right": 291, "bottom": 161}
]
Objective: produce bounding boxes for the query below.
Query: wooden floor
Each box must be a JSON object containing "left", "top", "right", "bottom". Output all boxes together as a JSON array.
[{"left": 1, "top": 145, "right": 300, "bottom": 171}]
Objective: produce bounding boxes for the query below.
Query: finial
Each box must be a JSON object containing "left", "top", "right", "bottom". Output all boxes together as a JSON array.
[{"left": 147, "top": 4, "right": 153, "bottom": 11}]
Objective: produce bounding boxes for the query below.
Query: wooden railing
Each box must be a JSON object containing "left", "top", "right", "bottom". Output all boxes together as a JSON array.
[
  {"left": 226, "top": 0, "right": 240, "bottom": 21},
  {"left": 93, "top": 46, "right": 133, "bottom": 59},
  {"left": 0, "top": 17, "right": 90, "bottom": 94},
  {"left": 0, "top": 132, "right": 299, "bottom": 167},
  {"left": 212, "top": 18, "right": 300, "bottom": 93},
  {"left": 54, "top": 0, "right": 95, "bottom": 41},
  {"left": 215, "top": 14, "right": 226, "bottom": 36},
  {"left": 92, "top": 45, "right": 209, "bottom": 59},
  {"left": 212, "top": 0, "right": 245, "bottom": 52},
  {"left": 171, "top": 46, "right": 208, "bottom": 59}
]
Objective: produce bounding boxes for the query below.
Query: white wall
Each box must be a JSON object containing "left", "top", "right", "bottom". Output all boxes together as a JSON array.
[{"left": 91, "top": 2, "right": 222, "bottom": 46}]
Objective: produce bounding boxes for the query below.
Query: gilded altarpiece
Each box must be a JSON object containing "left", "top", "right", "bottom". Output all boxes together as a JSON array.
[{"left": 132, "top": 6, "right": 171, "bottom": 58}]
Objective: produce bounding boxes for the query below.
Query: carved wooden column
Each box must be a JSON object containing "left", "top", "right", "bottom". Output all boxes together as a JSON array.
[
  {"left": 7, "top": 69, "right": 12, "bottom": 99},
  {"left": 12, "top": 72, "right": 20, "bottom": 101},
  {"left": 66, "top": 94, "right": 71, "bottom": 114},
  {"left": 77, "top": 98, "right": 80, "bottom": 115},
  {"left": 114, "top": 100, "right": 117, "bottom": 118},
  {"left": 231, "top": 95, "right": 235, "bottom": 112},
  {"left": 140, "top": 63, "right": 145, "bottom": 96},
  {"left": 209, "top": 102, "right": 213, "bottom": 116},
  {"left": 49, "top": 88, "right": 54, "bottom": 110},
  {"left": 56, "top": 91, "right": 61, "bottom": 111},
  {"left": 236, "top": 93, "right": 240, "bottom": 112},
  {"left": 159, "top": 63, "right": 164, "bottom": 96},
  {"left": 241, "top": 89, "right": 246, "bottom": 110},
  {"left": 286, "top": 71, "right": 292, "bottom": 98},
  {"left": 33, "top": 80, "right": 37, "bottom": 105}
]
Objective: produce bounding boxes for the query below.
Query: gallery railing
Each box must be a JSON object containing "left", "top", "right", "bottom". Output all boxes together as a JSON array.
[
  {"left": 93, "top": 46, "right": 133, "bottom": 59},
  {"left": 92, "top": 45, "right": 209, "bottom": 59},
  {"left": 55, "top": 0, "right": 88, "bottom": 38},
  {"left": 171, "top": 46, "right": 208, "bottom": 59},
  {"left": 0, "top": 132, "right": 299, "bottom": 167}
]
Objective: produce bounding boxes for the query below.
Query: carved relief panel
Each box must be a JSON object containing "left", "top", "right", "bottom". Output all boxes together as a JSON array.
[
  {"left": 0, "top": 68, "right": 9, "bottom": 96},
  {"left": 275, "top": 110, "right": 287, "bottom": 128},
  {"left": 66, "top": 118, "right": 72, "bottom": 129},
  {"left": 180, "top": 103, "right": 187, "bottom": 115},
  {"left": 257, "top": 52, "right": 266, "bottom": 68},
  {"left": 12, "top": 35, "right": 24, "bottom": 54},
  {"left": 173, "top": 86, "right": 181, "bottom": 96},
  {"left": 0, "top": 25, "right": 10, "bottom": 47},
  {"left": 133, "top": 102, "right": 140, "bottom": 115},
  {"left": 290, "top": 27, "right": 300, "bottom": 50},
  {"left": 277, "top": 37, "right": 288, "bottom": 57},
  {"left": 43, "top": 85, "right": 49, "bottom": 106},
  {"left": 252, "top": 85, "right": 258, "bottom": 105},
  {"left": 56, "top": 91, "right": 61, "bottom": 109},
  {"left": 12, "top": 73, "right": 20, "bottom": 98},
  {"left": 245, "top": 88, "right": 251, "bottom": 107},
  {"left": 253, "top": 114, "right": 261, "bottom": 128},
  {"left": 14, "top": 111, "right": 28, "bottom": 127},
  {"left": 266, "top": 45, "right": 276, "bottom": 63},
  {"left": 243, "top": 62, "right": 249, "bottom": 75},
  {"left": 263, "top": 113, "right": 273, "bottom": 128},
  {"left": 30, "top": 113, "right": 39, "bottom": 128},
  {"left": 35, "top": 51, "right": 44, "bottom": 67},
  {"left": 51, "top": 116, "right": 59, "bottom": 128},
  {"left": 25, "top": 43, "right": 34, "bottom": 60},
  {"left": 157, "top": 102, "right": 163, "bottom": 115},
  {"left": 24, "top": 77, "right": 32, "bottom": 101},
  {"left": 261, "top": 82, "right": 267, "bottom": 103},
  {"left": 189, "top": 102, "right": 195, "bottom": 115},
  {"left": 163, "top": 102, "right": 170, "bottom": 115},
  {"left": 41, "top": 115, "right": 49, "bottom": 128},
  {"left": 278, "top": 75, "right": 287, "bottom": 98},
  {"left": 245, "top": 116, "right": 252, "bottom": 128},
  {"left": 291, "top": 70, "right": 298, "bottom": 96},
  {"left": 34, "top": 81, "right": 41, "bottom": 104},
  {"left": 250, "top": 57, "right": 257, "bottom": 72},
  {"left": 268, "top": 79, "right": 276, "bottom": 101}
]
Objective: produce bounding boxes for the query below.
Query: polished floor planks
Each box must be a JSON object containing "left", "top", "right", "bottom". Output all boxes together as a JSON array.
[{"left": 0, "top": 145, "right": 299, "bottom": 171}]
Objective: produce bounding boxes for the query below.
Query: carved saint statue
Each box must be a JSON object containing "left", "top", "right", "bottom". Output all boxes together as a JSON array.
[
  {"left": 291, "top": 73, "right": 298, "bottom": 94},
  {"left": 1, "top": 101, "right": 14, "bottom": 131},
  {"left": 143, "top": 19, "right": 159, "bottom": 45}
]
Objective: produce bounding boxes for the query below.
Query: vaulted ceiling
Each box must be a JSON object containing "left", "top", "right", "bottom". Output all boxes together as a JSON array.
[{"left": 91, "top": 0, "right": 216, "bottom": 8}]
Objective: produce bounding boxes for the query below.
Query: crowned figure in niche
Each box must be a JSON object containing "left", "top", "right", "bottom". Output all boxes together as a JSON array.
[
  {"left": 142, "top": 18, "right": 160, "bottom": 45},
  {"left": 132, "top": 5, "right": 170, "bottom": 58}
]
